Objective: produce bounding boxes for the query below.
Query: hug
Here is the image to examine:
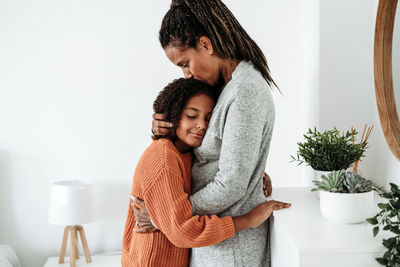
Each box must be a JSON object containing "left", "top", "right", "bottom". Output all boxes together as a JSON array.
[{"left": 121, "top": 0, "right": 290, "bottom": 266}]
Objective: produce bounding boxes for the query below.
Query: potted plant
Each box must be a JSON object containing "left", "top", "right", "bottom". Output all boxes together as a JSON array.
[
  {"left": 367, "top": 183, "right": 400, "bottom": 266},
  {"left": 291, "top": 126, "right": 370, "bottom": 184},
  {"left": 312, "top": 170, "right": 376, "bottom": 224}
]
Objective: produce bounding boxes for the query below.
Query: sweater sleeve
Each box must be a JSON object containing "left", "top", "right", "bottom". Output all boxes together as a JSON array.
[
  {"left": 189, "top": 87, "right": 271, "bottom": 215},
  {"left": 142, "top": 168, "right": 235, "bottom": 248}
]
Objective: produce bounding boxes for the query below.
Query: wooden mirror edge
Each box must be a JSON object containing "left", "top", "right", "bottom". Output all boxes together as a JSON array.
[{"left": 374, "top": 0, "right": 400, "bottom": 161}]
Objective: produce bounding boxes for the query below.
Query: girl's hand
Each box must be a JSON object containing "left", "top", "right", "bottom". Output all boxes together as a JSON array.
[
  {"left": 247, "top": 200, "right": 290, "bottom": 228},
  {"left": 233, "top": 200, "right": 291, "bottom": 232},
  {"left": 152, "top": 113, "right": 173, "bottom": 136}
]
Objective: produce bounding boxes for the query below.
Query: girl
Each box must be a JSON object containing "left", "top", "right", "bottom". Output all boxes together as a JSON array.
[{"left": 121, "top": 78, "right": 290, "bottom": 267}]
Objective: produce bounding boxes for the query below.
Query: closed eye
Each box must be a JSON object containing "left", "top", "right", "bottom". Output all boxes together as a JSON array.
[{"left": 178, "top": 61, "right": 188, "bottom": 68}]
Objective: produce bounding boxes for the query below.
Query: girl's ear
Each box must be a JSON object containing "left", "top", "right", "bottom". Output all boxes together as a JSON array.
[{"left": 197, "top": 36, "right": 214, "bottom": 55}]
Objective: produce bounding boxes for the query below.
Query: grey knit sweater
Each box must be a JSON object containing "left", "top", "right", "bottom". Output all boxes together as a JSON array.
[{"left": 189, "top": 61, "right": 275, "bottom": 267}]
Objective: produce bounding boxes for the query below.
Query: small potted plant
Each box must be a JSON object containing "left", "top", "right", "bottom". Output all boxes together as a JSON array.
[
  {"left": 366, "top": 183, "right": 400, "bottom": 266},
  {"left": 312, "top": 170, "right": 376, "bottom": 224},
  {"left": 291, "top": 126, "right": 370, "bottom": 184}
]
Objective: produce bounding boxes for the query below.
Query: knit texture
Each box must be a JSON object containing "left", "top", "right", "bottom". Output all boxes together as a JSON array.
[
  {"left": 121, "top": 139, "right": 235, "bottom": 267},
  {"left": 189, "top": 61, "right": 275, "bottom": 266}
]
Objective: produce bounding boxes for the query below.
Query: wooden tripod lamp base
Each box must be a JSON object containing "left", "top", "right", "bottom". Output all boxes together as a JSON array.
[{"left": 59, "top": 225, "right": 92, "bottom": 267}]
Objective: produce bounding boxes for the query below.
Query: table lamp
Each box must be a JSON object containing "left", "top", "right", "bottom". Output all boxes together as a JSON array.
[{"left": 48, "top": 180, "right": 95, "bottom": 267}]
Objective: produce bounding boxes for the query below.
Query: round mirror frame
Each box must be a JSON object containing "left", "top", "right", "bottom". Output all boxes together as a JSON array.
[{"left": 374, "top": 0, "right": 400, "bottom": 161}]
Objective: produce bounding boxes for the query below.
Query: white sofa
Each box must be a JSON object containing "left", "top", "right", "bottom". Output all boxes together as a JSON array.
[{"left": 0, "top": 245, "right": 21, "bottom": 267}]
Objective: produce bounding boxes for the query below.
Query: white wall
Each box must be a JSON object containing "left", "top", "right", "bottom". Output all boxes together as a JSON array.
[
  {"left": 0, "top": 0, "right": 398, "bottom": 266},
  {"left": 0, "top": 1, "right": 176, "bottom": 266},
  {"left": 319, "top": 0, "right": 400, "bottom": 187},
  {"left": 226, "top": 0, "right": 313, "bottom": 187}
]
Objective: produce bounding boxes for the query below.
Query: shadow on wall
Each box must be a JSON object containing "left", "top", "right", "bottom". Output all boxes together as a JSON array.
[
  {"left": 0, "top": 151, "right": 48, "bottom": 266},
  {"left": 367, "top": 125, "right": 393, "bottom": 188},
  {"left": 88, "top": 180, "right": 131, "bottom": 254}
]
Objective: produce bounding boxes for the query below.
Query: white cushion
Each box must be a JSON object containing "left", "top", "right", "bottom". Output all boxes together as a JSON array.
[{"left": 0, "top": 245, "right": 21, "bottom": 267}]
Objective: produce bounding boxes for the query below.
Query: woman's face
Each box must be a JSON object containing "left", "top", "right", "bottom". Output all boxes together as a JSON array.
[
  {"left": 175, "top": 93, "right": 215, "bottom": 152},
  {"left": 164, "top": 38, "right": 223, "bottom": 86}
]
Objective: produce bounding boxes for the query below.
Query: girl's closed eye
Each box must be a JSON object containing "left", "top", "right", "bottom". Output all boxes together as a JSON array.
[{"left": 186, "top": 114, "right": 196, "bottom": 119}]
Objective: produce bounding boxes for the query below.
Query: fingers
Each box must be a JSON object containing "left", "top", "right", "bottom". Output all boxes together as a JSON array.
[
  {"left": 264, "top": 188, "right": 272, "bottom": 197},
  {"left": 152, "top": 113, "right": 173, "bottom": 136},
  {"left": 154, "top": 120, "right": 173, "bottom": 128},
  {"left": 153, "top": 113, "right": 166, "bottom": 120},
  {"left": 272, "top": 203, "right": 291, "bottom": 210},
  {"left": 131, "top": 196, "right": 144, "bottom": 203},
  {"left": 132, "top": 203, "right": 142, "bottom": 209},
  {"left": 152, "top": 113, "right": 172, "bottom": 127},
  {"left": 263, "top": 183, "right": 272, "bottom": 197},
  {"left": 262, "top": 172, "right": 272, "bottom": 197},
  {"left": 266, "top": 200, "right": 291, "bottom": 210},
  {"left": 134, "top": 227, "right": 159, "bottom": 233},
  {"left": 263, "top": 172, "right": 271, "bottom": 185},
  {"left": 131, "top": 196, "right": 144, "bottom": 209},
  {"left": 269, "top": 200, "right": 291, "bottom": 206}
]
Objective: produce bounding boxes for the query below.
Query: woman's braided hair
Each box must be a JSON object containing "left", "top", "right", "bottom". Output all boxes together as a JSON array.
[
  {"left": 152, "top": 78, "right": 218, "bottom": 141},
  {"left": 159, "top": 0, "right": 277, "bottom": 89}
]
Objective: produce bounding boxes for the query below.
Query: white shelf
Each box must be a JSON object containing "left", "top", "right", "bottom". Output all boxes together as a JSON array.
[
  {"left": 43, "top": 255, "right": 121, "bottom": 267},
  {"left": 270, "top": 187, "right": 390, "bottom": 267}
]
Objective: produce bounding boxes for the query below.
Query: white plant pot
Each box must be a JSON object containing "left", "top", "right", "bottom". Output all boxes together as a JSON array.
[
  {"left": 314, "top": 170, "right": 331, "bottom": 183},
  {"left": 319, "top": 190, "right": 375, "bottom": 224},
  {"left": 304, "top": 169, "right": 331, "bottom": 187},
  {"left": 311, "top": 170, "right": 332, "bottom": 199}
]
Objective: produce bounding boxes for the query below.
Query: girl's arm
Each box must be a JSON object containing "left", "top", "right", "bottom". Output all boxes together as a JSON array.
[
  {"left": 143, "top": 168, "right": 234, "bottom": 248},
  {"left": 132, "top": 192, "right": 290, "bottom": 241},
  {"left": 141, "top": 168, "right": 289, "bottom": 248}
]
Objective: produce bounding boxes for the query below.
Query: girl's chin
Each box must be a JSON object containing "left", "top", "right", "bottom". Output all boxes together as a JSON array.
[{"left": 187, "top": 140, "right": 203, "bottom": 148}]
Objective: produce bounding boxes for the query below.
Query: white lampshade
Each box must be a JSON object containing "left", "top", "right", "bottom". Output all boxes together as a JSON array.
[{"left": 48, "top": 180, "right": 96, "bottom": 225}]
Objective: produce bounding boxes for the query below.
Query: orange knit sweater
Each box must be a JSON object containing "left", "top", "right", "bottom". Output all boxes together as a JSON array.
[{"left": 121, "top": 139, "right": 235, "bottom": 267}]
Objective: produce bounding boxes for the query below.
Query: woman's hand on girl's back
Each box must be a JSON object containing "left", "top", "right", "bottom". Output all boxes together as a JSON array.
[
  {"left": 152, "top": 113, "right": 173, "bottom": 135},
  {"left": 263, "top": 172, "right": 272, "bottom": 197}
]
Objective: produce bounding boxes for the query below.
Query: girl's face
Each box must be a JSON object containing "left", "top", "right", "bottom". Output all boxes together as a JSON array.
[
  {"left": 164, "top": 37, "right": 224, "bottom": 86},
  {"left": 174, "top": 94, "right": 215, "bottom": 152}
]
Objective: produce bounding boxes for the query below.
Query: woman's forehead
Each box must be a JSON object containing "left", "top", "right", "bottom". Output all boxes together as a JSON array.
[{"left": 165, "top": 45, "right": 195, "bottom": 62}]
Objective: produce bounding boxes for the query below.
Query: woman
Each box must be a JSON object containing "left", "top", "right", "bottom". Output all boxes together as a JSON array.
[
  {"left": 121, "top": 78, "right": 290, "bottom": 267},
  {"left": 135, "top": 0, "right": 280, "bottom": 266}
]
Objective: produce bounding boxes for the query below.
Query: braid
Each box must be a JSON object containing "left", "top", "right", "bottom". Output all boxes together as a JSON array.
[{"left": 160, "top": 0, "right": 278, "bottom": 89}]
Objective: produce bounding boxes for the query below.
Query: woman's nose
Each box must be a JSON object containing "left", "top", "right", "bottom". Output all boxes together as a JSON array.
[{"left": 183, "top": 69, "right": 194, "bottom": 79}]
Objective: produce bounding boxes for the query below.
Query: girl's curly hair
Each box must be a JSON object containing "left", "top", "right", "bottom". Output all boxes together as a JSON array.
[{"left": 153, "top": 78, "right": 218, "bottom": 141}]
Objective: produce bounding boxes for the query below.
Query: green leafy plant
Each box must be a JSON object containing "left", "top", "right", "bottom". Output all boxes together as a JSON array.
[
  {"left": 311, "top": 170, "right": 345, "bottom": 192},
  {"left": 367, "top": 183, "right": 400, "bottom": 266},
  {"left": 344, "top": 171, "right": 374, "bottom": 193},
  {"left": 291, "top": 127, "right": 367, "bottom": 171},
  {"left": 312, "top": 170, "right": 375, "bottom": 193}
]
